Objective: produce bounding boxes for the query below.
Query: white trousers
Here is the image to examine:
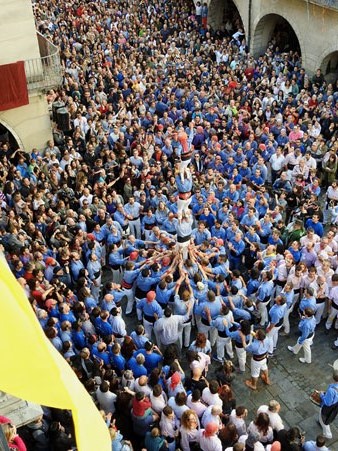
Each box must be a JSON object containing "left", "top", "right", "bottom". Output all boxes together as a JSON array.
[
  {"left": 176, "top": 239, "right": 191, "bottom": 260},
  {"left": 235, "top": 346, "right": 246, "bottom": 372},
  {"left": 258, "top": 299, "right": 271, "bottom": 326},
  {"left": 143, "top": 318, "right": 160, "bottom": 344},
  {"left": 267, "top": 325, "right": 282, "bottom": 350},
  {"left": 319, "top": 407, "right": 333, "bottom": 439},
  {"left": 315, "top": 301, "right": 326, "bottom": 325},
  {"left": 216, "top": 335, "right": 234, "bottom": 360},
  {"left": 124, "top": 287, "right": 135, "bottom": 314},
  {"left": 326, "top": 306, "right": 338, "bottom": 330},
  {"left": 177, "top": 197, "right": 192, "bottom": 216},
  {"left": 290, "top": 335, "right": 314, "bottom": 363},
  {"left": 283, "top": 302, "right": 296, "bottom": 334}
]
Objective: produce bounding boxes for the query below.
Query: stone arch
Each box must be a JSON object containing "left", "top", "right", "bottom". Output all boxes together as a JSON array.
[
  {"left": 0, "top": 119, "right": 23, "bottom": 150},
  {"left": 208, "top": 0, "right": 246, "bottom": 36},
  {"left": 320, "top": 49, "right": 338, "bottom": 83},
  {"left": 251, "top": 13, "right": 303, "bottom": 59}
]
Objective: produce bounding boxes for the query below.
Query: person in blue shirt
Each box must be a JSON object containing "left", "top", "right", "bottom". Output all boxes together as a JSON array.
[
  {"left": 135, "top": 341, "right": 163, "bottom": 374},
  {"left": 137, "top": 290, "right": 163, "bottom": 341},
  {"left": 250, "top": 168, "right": 264, "bottom": 190},
  {"left": 211, "top": 221, "right": 226, "bottom": 240},
  {"left": 91, "top": 342, "right": 110, "bottom": 367},
  {"left": 318, "top": 370, "right": 338, "bottom": 440},
  {"left": 241, "top": 208, "right": 259, "bottom": 231},
  {"left": 71, "top": 321, "right": 87, "bottom": 351},
  {"left": 245, "top": 328, "right": 273, "bottom": 390},
  {"left": 127, "top": 353, "right": 148, "bottom": 378},
  {"left": 108, "top": 244, "right": 126, "bottom": 284},
  {"left": 199, "top": 207, "right": 216, "bottom": 229},
  {"left": 94, "top": 310, "right": 114, "bottom": 337},
  {"left": 303, "top": 435, "right": 330, "bottom": 451},
  {"left": 299, "top": 287, "right": 317, "bottom": 315},
  {"left": 69, "top": 252, "right": 85, "bottom": 282},
  {"left": 59, "top": 303, "right": 77, "bottom": 324},
  {"left": 288, "top": 307, "right": 316, "bottom": 364},
  {"left": 110, "top": 342, "right": 126, "bottom": 376},
  {"left": 224, "top": 319, "right": 252, "bottom": 373},
  {"left": 162, "top": 213, "right": 178, "bottom": 236},
  {"left": 266, "top": 295, "right": 287, "bottom": 353},
  {"left": 142, "top": 209, "right": 157, "bottom": 240},
  {"left": 228, "top": 232, "right": 245, "bottom": 270},
  {"left": 192, "top": 221, "right": 211, "bottom": 245},
  {"left": 156, "top": 278, "right": 176, "bottom": 310},
  {"left": 197, "top": 290, "right": 224, "bottom": 346},
  {"left": 130, "top": 324, "right": 149, "bottom": 350},
  {"left": 256, "top": 270, "right": 275, "bottom": 326},
  {"left": 305, "top": 214, "right": 324, "bottom": 238},
  {"left": 176, "top": 169, "right": 193, "bottom": 216}
]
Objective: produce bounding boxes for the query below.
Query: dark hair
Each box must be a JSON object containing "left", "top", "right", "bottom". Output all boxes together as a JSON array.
[
  {"left": 209, "top": 380, "right": 219, "bottom": 394},
  {"left": 240, "top": 320, "right": 251, "bottom": 336},
  {"left": 254, "top": 412, "right": 270, "bottom": 436},
  {"left": 191, "top": 389, "right": 201, "bottom": 402},
  {"left": 175, "top": 392, "right": 187, "bottom": 406}
]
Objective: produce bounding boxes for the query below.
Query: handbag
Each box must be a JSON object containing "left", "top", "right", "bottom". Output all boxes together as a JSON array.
[{"left": 310, "top": 390, "right": 321, "bottom": 406}]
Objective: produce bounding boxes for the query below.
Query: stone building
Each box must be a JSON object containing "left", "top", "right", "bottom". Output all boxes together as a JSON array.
[
  {"left": 208, "top": 0, "right": 338, "bottom": 79},
  {"left": 0, "top": 0, "right": 62, "bottom": 151}
]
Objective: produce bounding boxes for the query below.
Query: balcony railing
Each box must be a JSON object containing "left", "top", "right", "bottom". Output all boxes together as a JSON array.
[
  {"left": 24, "top": 32, "right": 63, "bottom": 92},
  {"left": 307, "top": 0, "right": 338, "bottom": 11}
]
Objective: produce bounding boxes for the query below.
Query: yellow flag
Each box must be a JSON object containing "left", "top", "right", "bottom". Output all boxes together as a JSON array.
[{"left": 0, "top": 256, "right": 111, "bottom": 451}]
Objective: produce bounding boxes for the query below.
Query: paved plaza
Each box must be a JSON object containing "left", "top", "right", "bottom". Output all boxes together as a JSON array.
[{"left": 214, "top": 321, "right": 338, "bottom": 447}]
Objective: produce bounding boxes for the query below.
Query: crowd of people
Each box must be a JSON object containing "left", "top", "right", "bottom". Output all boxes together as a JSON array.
[{"left": 1, "top": 0, "right": 338, "bottom": 449}]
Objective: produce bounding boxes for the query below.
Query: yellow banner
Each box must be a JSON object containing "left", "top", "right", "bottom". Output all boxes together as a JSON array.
[{"left": 0, "top": 256, "right": 111, "bottom": 451}]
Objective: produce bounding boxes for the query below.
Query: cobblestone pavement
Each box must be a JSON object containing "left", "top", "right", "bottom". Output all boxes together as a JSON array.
[{"left": 218, "top": 321, "right": 338, "bottom": 447}]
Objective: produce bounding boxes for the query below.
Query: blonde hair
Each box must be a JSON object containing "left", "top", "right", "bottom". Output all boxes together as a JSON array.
[{"left": 1, "top": 423, "right": 15, "bottom": 443}]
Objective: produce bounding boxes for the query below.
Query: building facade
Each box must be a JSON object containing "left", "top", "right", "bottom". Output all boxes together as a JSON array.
[
  {"left": 0, "top": 0, "right": 62, "bottom": 151},
  {"left": 208, "top": 0, "right": 338, "bottom": 79}
]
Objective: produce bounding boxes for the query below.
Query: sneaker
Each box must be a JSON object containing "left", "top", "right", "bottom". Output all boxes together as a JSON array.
[
  {"left": 212, "top": 355, "right": 223, "bottom": 363},
  {"left": 299, "top": 357, "right": 310, "bottom": 364},
  {"left": 287, "top": 346, "right": 295, "bottom": 354}
]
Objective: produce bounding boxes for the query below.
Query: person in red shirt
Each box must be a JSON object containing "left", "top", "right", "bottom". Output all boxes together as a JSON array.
[
  {"left": 0, "top": 416, "right": 27, "bottom": 451},
  {"left": 132, "top": 391, "right": 152, "bottom": 417}
]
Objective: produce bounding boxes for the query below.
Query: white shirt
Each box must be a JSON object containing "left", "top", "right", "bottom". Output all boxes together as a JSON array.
[
  {"left": 270, "top": 153, "right": 285, "bottom": 171},
  {"left": 187, "top": 394, "right": 207, "bottom": 418},
  {"left": 150, "top": 392, "right": 167, "bottom": 414},
  {"left": 198, "top": 430, "right": 222, "bottom": 451},
  {"left": 95, "top": 388, "right": 117, "bottom": 414},
  {"left": 201, "top": 406, "right": 222, "bottom": 428},
  {"left": 154, "top": 314, "right": 189, "bottom": 345},
  {"left": 134, "top": 379, "right": 152, "bottom": 396},
  {"left": 229, "top": 409, "right": 247, "bottom": 437},
  {"left": 201, "top": 388, "right": 222, "bottom": 407},
  {"left": 257, "top": 405, "right": 284, "bottom": 432},
  {"left": 167, "top": 397, "right": 189, "bottom": 420}
]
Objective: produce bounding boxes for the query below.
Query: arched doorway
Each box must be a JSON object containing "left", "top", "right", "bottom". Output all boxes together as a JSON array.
[
  {"left": 208, "top": 0, "right": 244, "bottom": 36},
  {"left": 252, "top": 14, "right": 301, "bottom": 58},
  {"left": 0, "top": 120, "right": 22, "bottom": 151},
  {"left": 320, "top": 51, "right": 338, "bottom": 83}
]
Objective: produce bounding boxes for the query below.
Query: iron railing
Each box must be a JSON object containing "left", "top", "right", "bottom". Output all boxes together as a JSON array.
[
  {"left": 307, "top": 0, "right": 338, "bottom": 10},
  {"left": 24, "top": 32, "right": 62, "bottom": 92}
]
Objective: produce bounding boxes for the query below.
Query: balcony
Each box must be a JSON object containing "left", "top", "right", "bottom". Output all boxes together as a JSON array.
[{"left": 24, "top": 32, "right": 63, "bottom": 93}]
